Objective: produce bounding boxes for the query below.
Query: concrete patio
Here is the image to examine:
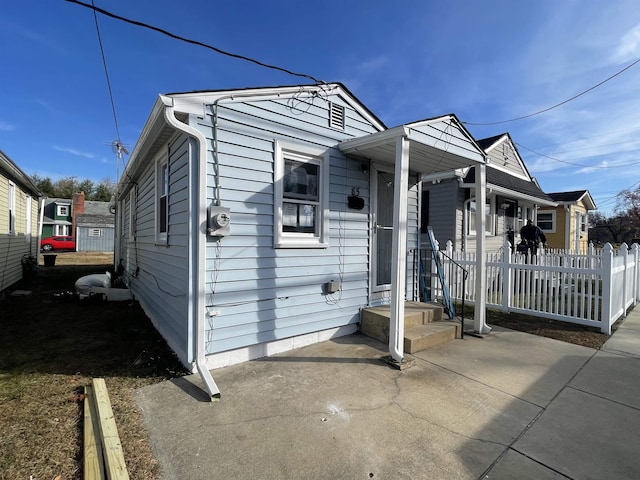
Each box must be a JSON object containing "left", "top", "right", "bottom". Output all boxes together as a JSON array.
[{"left": 136, "top": 308, "right": 640, "bottom": 479}]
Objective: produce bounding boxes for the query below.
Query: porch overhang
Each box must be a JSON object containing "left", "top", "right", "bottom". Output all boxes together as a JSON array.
[
  {"left": 339, "top": 115, "right": 490, "bottom": 363},
  {"left": 338, "top": 115, "right": 485, "bottom": 174}
]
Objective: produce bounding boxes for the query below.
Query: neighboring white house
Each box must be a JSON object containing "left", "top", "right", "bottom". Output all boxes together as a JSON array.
[
  {"left": 0, "top": 149, "right": 41, "bottom": 294},
  {"left": 115, "top": 84, "right": 487, "bottom": 398}
]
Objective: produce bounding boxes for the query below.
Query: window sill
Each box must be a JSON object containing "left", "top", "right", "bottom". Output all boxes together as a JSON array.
[{"left": 274, "top": 240, "right": 329, "bottom": 249}]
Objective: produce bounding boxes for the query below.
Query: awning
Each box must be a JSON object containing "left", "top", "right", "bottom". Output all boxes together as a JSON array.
[{"left": 338, "top": 115, "right": 485, "bottom": 173}]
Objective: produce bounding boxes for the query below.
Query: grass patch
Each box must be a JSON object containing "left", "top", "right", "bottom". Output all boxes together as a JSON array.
[{"left": 0, "top": 256, "right": 187, "bottom": 480}]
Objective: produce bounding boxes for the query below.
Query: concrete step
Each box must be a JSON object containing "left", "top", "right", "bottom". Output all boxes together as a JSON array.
[
  {"left": 404, "top": 322, "right": 460, "bottom": 353},
  {"left": 360, "top": 302, "right": 456, "bottom": 353}
]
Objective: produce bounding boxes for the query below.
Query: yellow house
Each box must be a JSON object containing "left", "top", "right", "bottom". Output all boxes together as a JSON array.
[
  {"left": 0, "top": 149, "right": 42, "bottom": 293},
  {"left": 538, "top": 190, "right": 596, "bottom": 253}
]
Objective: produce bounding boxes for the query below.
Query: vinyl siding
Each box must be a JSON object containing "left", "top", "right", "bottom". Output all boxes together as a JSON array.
[
  {"left": 118, "top": 133, "right": 191, "bottom": 363},
  {"left": 421, "top": 179, "right": 460, "bottom": 248},
  {"left": 76, "top": 227, "right": 115, "bottom": 252},
  {"left": 486, "top": 140, "right": 528, "bottom": 179},
  {"left": 197, "top": 94, "right": 378, "bottom": 353},
  {"left": 0, "top": 177, "right": 40, "bottom": 292}
]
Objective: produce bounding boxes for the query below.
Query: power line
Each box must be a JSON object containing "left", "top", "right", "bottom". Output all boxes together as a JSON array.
[
  {"left": 463, "top": 57, "right": 640, "bottom": 126},
  {"left": 91, "top": 0, "right": 121, "bottom": 143},
  {"left": 65, "top": 0, "right": 324, "bottom": 85},
  {"left": 517, "top": 142, "right": 640, "bottom": 169}
]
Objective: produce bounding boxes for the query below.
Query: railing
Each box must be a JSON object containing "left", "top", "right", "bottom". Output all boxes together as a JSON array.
[
  {"left": 417, "top": 242, "right": 469, "bottom": 338},
  {"left": 429, "top": 239, "right": 640, "bottom": 334}
]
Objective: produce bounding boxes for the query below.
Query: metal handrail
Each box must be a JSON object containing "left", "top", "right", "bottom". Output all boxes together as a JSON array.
[{"left": 418, "top": 247, "right": 468, "bottom": 339}]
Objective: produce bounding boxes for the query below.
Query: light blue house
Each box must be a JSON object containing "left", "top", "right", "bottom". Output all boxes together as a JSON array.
[{"left": 115, "top": 84, "right": 488, "bottom": 398}]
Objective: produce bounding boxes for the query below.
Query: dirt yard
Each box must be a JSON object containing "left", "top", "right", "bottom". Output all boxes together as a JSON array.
[{"left": 1, "top": 253, "right": 186, "bottom": 480}]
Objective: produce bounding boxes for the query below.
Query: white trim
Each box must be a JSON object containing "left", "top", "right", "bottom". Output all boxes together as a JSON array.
[
  {"left": 155, "top": 149, "right": 168, "bottom": 245},
  {"left": 8, "top": 181, "right": 15, "bottom": 235},
  {"left": 57, "top": 204, "right": 70, "bottom": 217},
  {"left": 273, "top": 140, "right": 329, "bottom": 249},
  {"left": 202, "top": 324, "right": 358, "bottom": 370},
  {"left": 169, "top": 84, "right": 386, "bottom": 132},
  {"left": 25, "top": 194, "right": 32, "bottom": 243},
  {"left": 537, "top": 210, "right": 556, "bottom": 233}
]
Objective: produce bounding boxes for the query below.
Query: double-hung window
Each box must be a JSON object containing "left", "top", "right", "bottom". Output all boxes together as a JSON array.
[
  {"left": 8, "top": 182, "right": 15, "bottom": 235},
  {"left": 274, "top": 141, "right": 329, "bottom": 248},
  {"left": 537, "top": 211, "right": 555, "bottom": 232},
  {"left": 467, "top": 197, "right": 493, "bottom": 236},
  {"left": 156, "top": 153, "right": 168, "bottom": 243},
  {"left": 25, "top": 195, "right": 32, "bottom": 243}
]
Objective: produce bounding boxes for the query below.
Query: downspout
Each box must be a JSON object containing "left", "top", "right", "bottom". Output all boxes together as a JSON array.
[
  {"left": 462, "top": 196, "right": 474, "bottom": 252},
  {"left": 162, "top": 96, "right": 221, "bottom": 401},
  {"left": 565, "top": 208, "right": 569, "bottom": 251}
]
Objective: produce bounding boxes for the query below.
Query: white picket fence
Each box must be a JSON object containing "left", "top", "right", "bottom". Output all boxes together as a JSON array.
[{"left": 429, "top": 240, "right": 640, "bottom": 334}]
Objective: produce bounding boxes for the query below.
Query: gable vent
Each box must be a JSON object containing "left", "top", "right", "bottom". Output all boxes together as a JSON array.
[{"left": 329, "top": 102, "right": 345, "bottom": 130}]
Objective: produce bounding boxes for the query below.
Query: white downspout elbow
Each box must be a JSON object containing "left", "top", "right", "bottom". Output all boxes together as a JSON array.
[{"left": 162, "top": 96, "right": 221, "bottom": 401}]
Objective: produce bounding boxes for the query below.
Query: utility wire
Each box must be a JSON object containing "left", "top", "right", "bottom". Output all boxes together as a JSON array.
[
  {"left": 517, "top": 142, "right": 640, "bottom": 169},
  {"left": 65, "top": 0, "right": 324, "bottom": 84},
  {"left": 463, "top": 57, "right": 640, "bottom": 126},
  {"left": 91, "top": 0, "right": 121, "bottom": 143}
]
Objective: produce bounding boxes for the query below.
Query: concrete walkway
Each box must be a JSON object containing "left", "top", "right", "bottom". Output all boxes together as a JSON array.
[{"left": 137, "top": 309, "right": 640, "bottom": 479}]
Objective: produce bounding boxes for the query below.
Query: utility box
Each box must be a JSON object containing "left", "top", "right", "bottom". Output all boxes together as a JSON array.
[{"left": 208, "top": 206, "right": 231, "bottom": 237}]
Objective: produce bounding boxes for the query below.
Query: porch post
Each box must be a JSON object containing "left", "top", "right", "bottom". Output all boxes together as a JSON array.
[
  {"left": 474, "top": 163, "right": 491, "bottom": 333},
  {"left": 389, "top": 135, "right": 410, "bottom": 362}
]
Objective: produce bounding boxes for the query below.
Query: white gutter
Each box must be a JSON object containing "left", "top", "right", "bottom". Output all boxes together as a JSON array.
[
  {"left": 462, "top": 196, "right": 474, "bottom": 251},
  {"left": 460, "top": 183, "right": 557, "bottom": 207},
  {"left": 162, "top": 96, "right": 221, "bottom": 401}
]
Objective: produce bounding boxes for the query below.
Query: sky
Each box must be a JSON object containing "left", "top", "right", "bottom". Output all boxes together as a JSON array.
[{"left": 1, "top": 0, "right": 639, "bottom": 215}]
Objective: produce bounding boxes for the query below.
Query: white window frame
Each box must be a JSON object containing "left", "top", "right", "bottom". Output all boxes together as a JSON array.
[
  {"left": 580, "top": 212, "right": 588, "bottom": 234},
  {"left": 8, "top": 181, "right": 15, "bottom": 235},
  {"left": 155, "top": 151, "right": 169, "bottom": 244},
  {"left": 128, "top": 188, "right": 136, "bottom": 242},
  {"left": 89, "top": 228, "right": 102, "bottom": 237},
  {"left": 537, "top": 210, "right": 556, "bottom": 233},
  {"left": 57, "top": 204, "right": 69, "bottom": 216},
  {"left": 25, "top": 195, "right": 32, "bottom": 243},
  {"left": 467, "top": 197, "right": 494, "bottom": 236},
  {"left": 274, "top": 140, "right": 329, "bottom": 248}
]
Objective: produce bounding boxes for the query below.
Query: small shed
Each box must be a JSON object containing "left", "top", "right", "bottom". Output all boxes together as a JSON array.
[{"left": 76, "top": 201, "right": 115, "bottom": 252}]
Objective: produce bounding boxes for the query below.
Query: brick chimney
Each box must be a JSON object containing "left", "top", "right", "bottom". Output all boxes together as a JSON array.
[{"left": 72, "top": 191, "right": 85, "bottom": 239}]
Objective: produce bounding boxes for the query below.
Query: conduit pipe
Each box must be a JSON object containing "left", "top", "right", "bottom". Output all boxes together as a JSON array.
[{"left": 162, "top": 95, "right": 221, "bottom": 400}]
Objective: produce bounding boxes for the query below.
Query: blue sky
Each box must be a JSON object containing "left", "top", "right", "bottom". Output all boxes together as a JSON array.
[{"left": 1, "top": 0, "right": 639, "bottom": 214}]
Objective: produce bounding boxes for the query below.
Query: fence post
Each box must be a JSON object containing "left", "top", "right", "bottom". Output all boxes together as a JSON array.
[
  {"left": 622, "top": 243, "right": 629, "bottom": 321},
  {"left": 502, "top": 239, "right": 512, "bottom": 312},
  {"left": 632, "top": 243, "right": 640, "bottom": 304},
  {"left": 601, "top": 243, "right": 613, "bottom": 334}
]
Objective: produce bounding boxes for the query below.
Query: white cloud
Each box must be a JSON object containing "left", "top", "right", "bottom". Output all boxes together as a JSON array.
[
  {"left": 614, "top": 22, "right": 640, "bottom": 62},
  {"left": 0, "top": 120, "right": 14, "bottom": 131},
  {"left": 52, "top": 146, "right": 95, "bottom": 159}
]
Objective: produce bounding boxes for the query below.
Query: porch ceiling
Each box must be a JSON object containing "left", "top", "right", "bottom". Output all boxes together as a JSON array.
[{"left": 338, "top": 115, "right": 485, "bottom": 174}]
